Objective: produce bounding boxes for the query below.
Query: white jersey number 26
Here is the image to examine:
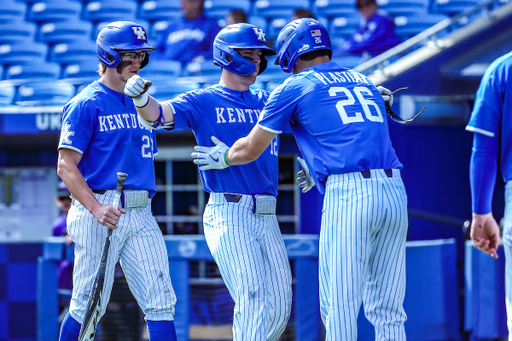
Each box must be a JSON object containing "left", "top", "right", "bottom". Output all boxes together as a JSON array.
[{"left": 328, "top": 86, "right": 384, "bottom": 124}]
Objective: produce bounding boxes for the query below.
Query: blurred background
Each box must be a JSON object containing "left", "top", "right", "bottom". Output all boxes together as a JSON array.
[{"left": 1, "top": 0, "right": 512, "bottom": 339}]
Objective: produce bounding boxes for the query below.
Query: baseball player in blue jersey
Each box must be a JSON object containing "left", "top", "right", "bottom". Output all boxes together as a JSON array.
[
  {"left": 125, "top": 24, "right": 293, "bottom": 341},
  {"left": 192, "top": 18, "right": 409, "bottom": 341},
  {"left": 56, "top": 21, "right": 177, "bottom": 341},
  {"left": 466, "top": 51, "right": 512, "bottom": 333}
]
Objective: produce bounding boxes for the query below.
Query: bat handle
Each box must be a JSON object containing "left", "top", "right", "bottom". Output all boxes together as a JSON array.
[{"left": 112, "top": 172, "right": 128, "bottom": 209}]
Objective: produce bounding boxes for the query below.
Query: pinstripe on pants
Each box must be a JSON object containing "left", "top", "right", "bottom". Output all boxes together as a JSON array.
[
  {"left": 203, "top": 193, "right": 292, "bottom": 341},
  {"left": 501, "top": 181, "right": 512, "bottom": 339},
  {"left": 319, "top": 169, "right": 408, "bottom": 341},
  {"left": 67, "top": 190, "right": 177, "bottom": 323}
]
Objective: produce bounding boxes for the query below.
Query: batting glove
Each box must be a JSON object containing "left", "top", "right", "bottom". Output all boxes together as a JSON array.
[
  {"left": 296, "top": 157, "right": 315, "bottom": 193},
  {"left": 377, "top": 86, "right": 394, "bottom": 107},
  {"left": 192, "top": 136, "right": 230, "bottom": 171},
  {"left": 125, "top": 75, "right": 152, "bottom": 107}
]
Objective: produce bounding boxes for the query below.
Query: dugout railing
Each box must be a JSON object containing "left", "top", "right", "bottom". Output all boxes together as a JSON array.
[{"left": 37, "top": 235, "right": 465, "bottom": 341}]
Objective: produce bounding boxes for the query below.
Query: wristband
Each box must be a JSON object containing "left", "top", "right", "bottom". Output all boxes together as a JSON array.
[{"left": 133, "top": 92, "right": 149, "bottom": 108}]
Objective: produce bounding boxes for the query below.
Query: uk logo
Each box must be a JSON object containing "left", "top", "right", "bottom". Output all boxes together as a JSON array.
[
  {"left": 60, "top": 124, "right": 74, "bottom": 145},
  {"left": 253, "top": 27, "right": 266, "bottom": 42},
  {"left": 132, "top": 27, "right": 146, "bottom": 40}
]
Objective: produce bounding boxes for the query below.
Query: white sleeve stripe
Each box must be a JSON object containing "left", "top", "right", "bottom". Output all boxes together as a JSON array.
[
  {"left": 258, "top": 124, "right": 282, "bottom": 134},
  {"left": 58, "top": 145, "right": 83, "bottom": 154},
  {"left": 465, "top": 126, "right": 495, "bottom": 137}
]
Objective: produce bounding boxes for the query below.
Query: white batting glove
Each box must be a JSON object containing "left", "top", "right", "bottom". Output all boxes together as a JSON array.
[
  {"left": 191, "top": 136, "right": 230, "bottom": 171},
  {"left": 378, "top": 86, "right": 394, "bottom": 107},
  {"left": 296, "top": 157, "right": 315, "bottom": 193},
  {"left": 125, "top": 75, "right": 152, "bottom": 107}
]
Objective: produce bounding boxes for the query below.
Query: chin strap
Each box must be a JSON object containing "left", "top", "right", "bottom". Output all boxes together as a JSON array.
[{"left": 385, "top": 87, "right": 425, "bottom": 124}]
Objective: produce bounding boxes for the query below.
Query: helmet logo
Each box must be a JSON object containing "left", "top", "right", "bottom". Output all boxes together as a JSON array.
[
  {"left": 298, "top": 44, "right": 310, "bottom": 53},
  {"left": 132, "top": 27, "right": 146, "bottom": 40},
  {"left": 253, "top": 27, "right": 266, "bottom": 42}
]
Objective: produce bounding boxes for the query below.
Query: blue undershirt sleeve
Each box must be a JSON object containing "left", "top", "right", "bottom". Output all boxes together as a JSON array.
[{"left": 470, "top": 132, "right": 499, "bottom": 214}]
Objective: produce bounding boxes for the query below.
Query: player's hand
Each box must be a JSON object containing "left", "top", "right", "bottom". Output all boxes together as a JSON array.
[
  {"left": 91, "top": 204, "right": 126, "bottom": 230},
  {"left": 296, "top": 157, "right": 315, "bottom": 193},
  {"left": 191, "top": 136, "right": 230, "bottom": 171},
  {"left": 378, "top": 86, "right": 393, "bottom": 107},
  {"left": 125, "top": 75, "right": 152, "bottom": 107},
  {"left": 471, "top": 212, "right": 500, "bottom": 259}
]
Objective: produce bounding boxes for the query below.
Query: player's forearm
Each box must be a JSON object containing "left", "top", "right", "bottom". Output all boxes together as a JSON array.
[
  {"left": 226, "top": 137, "right": 258, "bottom": 165},
  {"left": 135, "top": 96, "right": 161, "bottom": 123}
]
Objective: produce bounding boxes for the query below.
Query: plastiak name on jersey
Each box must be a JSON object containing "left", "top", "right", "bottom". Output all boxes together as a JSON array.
[
  {"left": 313, "top": 70, "right": 372, "bottom": 86},
  {"left": 98, "top": 113, "right": 153, "bottom": 132},
  {"left": 215, "top": 107, "right": 262, "bottom": 124}
]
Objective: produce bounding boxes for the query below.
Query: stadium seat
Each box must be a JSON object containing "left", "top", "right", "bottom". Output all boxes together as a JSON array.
[
  {"left": 15, "top": 81, "right": 75, "bottom": 106},
  {"left": 139, "top": 0, "right": 182, "bottom": 21},
  {"left": 50, "top": 40, "right": 97, "bottom": 64},
  {"left": 183, "top": 59, "right": 222, "bottom": 81},
  {"left": 5, "top": 62, "right": 61, "bottom": 85},
  {"left": 267, "top": 17, "right": 290, "bottom": 40},
  {"left": 312, "top": 0, "right": 358, "bottom": 18},
  {"left": 141, "top": 60, "right": 182, "bottom": 80},
  {"left": 150, "top": 20, "right": 169, "bottom": 42},
  {"left": 0, "top": 42, "right": 48, "bottom": 66},
  {"left": 329, "top": 16, "right": 360, "bottom": 38},
  {"left": 377, "top": 0, "right": 430, "bottom": 16},
  {"left": 28, "top": 1, "right": 82, "bottom": 23},
  {"left": 0, "top": 21, "right": 37, "bottom": 44},
  {"left": 394, "top": 13, "right": 450, "bottom": 39},
  {"left": 61, "top": 59, "right": 100, "bottom": 86},
  {"left": 248, "top": 16, "right": 267, "bottom": 31},
  {"left": 251, "top": 0, "right": 311, "bottom": 19},
  {"left": 204, "top": 0, "right": 251, "bottom": 20},
  {"left": 83, "top": 1, "right": 138, "bottom": 23},
  {"left": 38, "top": 20, "right": 94, "bottom": 44},
  {"left": 431, "top": 0, "right": 487, "bottom": 15},
  {"left": 0, "top": 82, "right": 15, "bottom": 106},
  {"left": 147, "top": 79, "right": 201, "bottom": 102},
  {"left": 0, "top": 1, "right": 27, "bottom": 23}
]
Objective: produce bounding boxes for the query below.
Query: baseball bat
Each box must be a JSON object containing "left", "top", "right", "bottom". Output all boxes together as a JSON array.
[{"left": 78, "top": 172, "right": 128, "bottom": 341}]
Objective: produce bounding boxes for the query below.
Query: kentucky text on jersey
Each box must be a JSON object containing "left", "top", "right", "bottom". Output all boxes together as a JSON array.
[
  {"left": 215, "top": 108, "right": 261, "bottom": 124},
  {"left": 98, "top": 113, "right": 153, "bottom": 132},
  {"left": 312, "top": 69, "right": 372, "bottom": 86}
]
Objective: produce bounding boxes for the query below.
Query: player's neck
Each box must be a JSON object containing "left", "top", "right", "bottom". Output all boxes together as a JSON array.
[
  {"left": 99, "top": 71, "right": 126, "bottom": 94},
  {"left": 294, "top": 56, "right": 331, "bottom": 74},
  {"left": 219, "top": 71, "right": 251, "bottom": 92}
]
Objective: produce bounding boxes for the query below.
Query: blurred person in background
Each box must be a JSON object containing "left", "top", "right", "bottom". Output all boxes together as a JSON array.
[
  {"left": 226, "top": 9, "right": 247, "bottom": 25},
  {"left": 340, "top": 0, "right": 400, "bottom": 62},
  {"left": 154, "top": 0, "right": 221, "bottom": 65},
  {"left": 292, "top": 8, "right": 315, "bottom": 20}
]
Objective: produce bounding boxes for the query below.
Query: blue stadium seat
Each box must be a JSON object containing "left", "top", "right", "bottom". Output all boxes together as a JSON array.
[
  {"left": 0, "top": 20, "right": 37, "bottom": 44},
  {"left": 50, "top": 40, "right": 97, "bottom": 64},
  {"left": 204, "top": 0, "right": 251, "bottom": 20},
  {"left": 329, "top": 15, "right": 360, "bottom": 38},
  {"left": 183, "top": 59, "right": 222, "bottom": 78},
  {"left": 61, "top": 59, "right": 100, "bottom": 86},
  {"left": 83, "top": 1, "right": 138, "bottom": 23},
  {"left": 141, "top": 60, "right": 182, "bottom": 80},
  {"left": 38, "top": 20, "right": 94, "bottom": 44},
  {"left": 431, "top": 0, "right": 487, "bottom": 15},
  {"left": 147, "top": 79, "right": 201, "bottom": 102},
  {"left": 378, "top": 0, "right": 430, "bottom": 16},
  {"left": 15, "top": 81, "right": 75, "bottom": 106},
  {"left": 394, "top": 13, "right": 450, "bottom": 39},
  {"left": 0, "top": 42, "right": 48, "bottom": 66},
  {"left": 5, "top": 62, "right": 61, "bottom": 85},
  {"left": 251, "top": 0, "right": 311, "bottom": 19},
  {"left": 150, "top": 20, "right": 169, "bottom": 42},
  {"left": 312, "top": 0, "right": 358, "bottom": 18},
  {"left": 0, "top": 1, "right": 27, "bottom": 23},
  {"left": 28, "top": 1, "right": 82, "bottom": 23},
  {"left": 248, "top": 16, "right": 267, "bottom": 31},
  {"left": 267, "top": 17, "right": 290, "bottom": 40},
  {"left": 0, "top": 82, "right": 16, "bottom": 106},
  {"left": 0, "top": 64, "right": 3, "bottom": 80},
  {"left": 139, "top": 0, "right": 182, "bottom": 21}
]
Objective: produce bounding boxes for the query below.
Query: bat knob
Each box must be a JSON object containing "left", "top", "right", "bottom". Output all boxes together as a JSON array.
[{"left": 463, "top": 220, "right": 471, "bottom": 240}]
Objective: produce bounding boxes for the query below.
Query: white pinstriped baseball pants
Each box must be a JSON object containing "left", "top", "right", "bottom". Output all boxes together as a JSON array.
[
  {"left": 320, "top": 169, "right": 408, "bottom": 341},
  {"left": 203, "top": 193, "right": 292, "bottom": 341},
  {"left": 67, "top": 190, "right": 177, "bottom": 324},
  {"left": 501, "top": 181, "right": 512, "bottom": 340}
]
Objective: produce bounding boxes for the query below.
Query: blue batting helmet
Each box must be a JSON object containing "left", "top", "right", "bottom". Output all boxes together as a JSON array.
[
  {"left": 96, "top": 21, "right": 156, "bottom": 69},
  {"left": 274, "top": 18, "right": 331, "bottom": 73},
  {"left": 213, "top": 23, "right": 276, "bottom": 77}
]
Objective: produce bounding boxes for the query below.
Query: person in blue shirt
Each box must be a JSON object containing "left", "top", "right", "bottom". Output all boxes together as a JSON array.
[
  {"left": 125, "top": 23, "right": 293, "bottom": 341},
  {"left": 340, "top": 0, "right": 400, "bottom": 60},
  {"left": 466, "top": 51, "right": 512, "bottom": 330},
  {"left": 191, "top": 18, "right": 409, "bottom": 341},
  {"left": 56, "top": 21, "right": 177, "bottom": 341},
  {"left": 154, "top": 0, "right": 221, "bottom": 65}
]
